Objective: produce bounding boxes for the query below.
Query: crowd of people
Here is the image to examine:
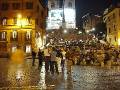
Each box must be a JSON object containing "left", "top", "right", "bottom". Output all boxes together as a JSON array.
[
  {"left": 31, "top": 42, "right": 120, "bottom": 74},
  {"left": 31, "top": 46, "right": 68, "bottom": 74}
]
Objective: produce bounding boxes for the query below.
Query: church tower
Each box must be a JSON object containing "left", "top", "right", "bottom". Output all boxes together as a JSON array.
[{"left": 47, "top": 0, "right": 76, "bottom": 30}]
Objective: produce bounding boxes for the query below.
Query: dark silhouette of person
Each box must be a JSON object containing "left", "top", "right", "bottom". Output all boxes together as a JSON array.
[
  {"left": 38, "top": 49, "right": 44, "bottom": 69},
  {"left": 32, "top": 50, "right": 36, "bottom": 66}
]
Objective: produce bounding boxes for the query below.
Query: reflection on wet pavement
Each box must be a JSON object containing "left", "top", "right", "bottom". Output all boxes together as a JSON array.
[{"left": 0, "top": 59, "right": 120, "bottom": 90}]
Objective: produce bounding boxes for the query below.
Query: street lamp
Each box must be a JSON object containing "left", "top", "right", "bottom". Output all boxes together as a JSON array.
[
  {"left": 63, "top": 29, "right": 67, "bottom": 34},
  {"left": 92, "top": 28, "right": 95, "bottom": 31},
  {"left": 17, "top": 14, "right": 22, "bottom": 18},
  {"left": 86, "top": 30, "right": 90, "bottom": 33}
]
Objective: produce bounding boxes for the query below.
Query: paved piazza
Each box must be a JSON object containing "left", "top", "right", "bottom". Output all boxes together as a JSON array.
[{"left": 0, "top": 58, "right": 120, "bottom": 90}]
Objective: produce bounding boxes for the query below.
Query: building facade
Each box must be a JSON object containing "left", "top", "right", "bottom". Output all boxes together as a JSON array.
[
  {"left": 103, "top": 5, "right": 120, "bottom": 46},
  {"left": 0, "top": 0, "right": 47, "bottom": 56},
  {"left": 47, "top": 0, "right": 76, "bottom": 30},
  {"left": 82, "top": 13, "right": 101, "bottom": 33}
]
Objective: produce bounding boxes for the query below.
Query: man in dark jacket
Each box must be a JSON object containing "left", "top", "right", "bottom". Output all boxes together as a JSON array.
[
  {"left": 32, "top": 50, "right": 36, "bottom": 66},
  {"left": 38, "top": 49, "right": 44, "bottom": 68}
]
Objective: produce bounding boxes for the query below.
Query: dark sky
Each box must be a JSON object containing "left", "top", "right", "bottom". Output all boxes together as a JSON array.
[{"left": 76, "top": 0, "right": 111, "bottom": 26}]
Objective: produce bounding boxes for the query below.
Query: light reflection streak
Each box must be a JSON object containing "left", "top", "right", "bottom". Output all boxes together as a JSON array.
[
  {"left": 38, "top": 62, "right": 46, "bottom": 89},
  {"left": 16, "top": 69, "right": 23, "bottom": 80}
]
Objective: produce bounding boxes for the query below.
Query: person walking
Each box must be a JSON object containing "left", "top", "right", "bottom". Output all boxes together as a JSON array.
[
  {"left": 32, "top": 49, "right": 36, "bottom": 66},
  {"left": 38, "top": 49, "right": 44, "bottom": 69}
]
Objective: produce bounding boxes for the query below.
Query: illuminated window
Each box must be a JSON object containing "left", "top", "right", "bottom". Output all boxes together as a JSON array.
[
  {"left": 1, "top": 32, "right": 6, "bottom": 39},
  {"left": 12, "top": 46, "right": 17, "bottom": 52},
  {"left": 26, "top": 45, "right": 31, "bottom": 53},
  {"left": 26, "top": 31, "right": 31, "bottom": 39},
  {"left": 2, "top": 17, "right": 7, "bottom": 25},
  {"left": 13, "top": 31, "right": 17, "bottom": 39}
]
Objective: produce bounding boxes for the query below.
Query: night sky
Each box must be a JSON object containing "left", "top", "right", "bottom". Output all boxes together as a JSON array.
[{"left": 76, "top": 0, "right": 111, "bottom": 26}]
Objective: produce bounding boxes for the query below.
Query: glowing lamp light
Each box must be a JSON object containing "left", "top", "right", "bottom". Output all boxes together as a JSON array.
[
  {"left": 92, "top": 28, "right": 95, "bottom": 31},
  {"left": 64, "top": 30, "right": 67, "bottom": 34},
  {"left": 17, "top": 14, "right": 22, "bottom": 19},
  {"left": 46, "top": 34, "right": 49, "bottom": 37},
  {"left": 86, "top": 30, "right": 90, "bottom": 33}
]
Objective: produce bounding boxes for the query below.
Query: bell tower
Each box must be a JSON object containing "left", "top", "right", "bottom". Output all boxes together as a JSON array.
[{"left": 47, "top": 0, "right": 76, "bottom": 30}]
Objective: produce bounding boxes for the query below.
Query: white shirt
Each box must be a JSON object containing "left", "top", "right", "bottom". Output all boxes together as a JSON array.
[{"left": 44, "top": 48, "right": 50, "bottom": 56}]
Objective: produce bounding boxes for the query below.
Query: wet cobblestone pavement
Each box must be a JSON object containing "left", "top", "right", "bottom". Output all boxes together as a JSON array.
[{"left": 1, "top": 58, "right": 120, "bottom": 90}]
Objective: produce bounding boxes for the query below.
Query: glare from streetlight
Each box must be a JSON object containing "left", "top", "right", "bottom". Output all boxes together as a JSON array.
[
  {"left": 86, "top": 30, "right": 90, "bottom": 33},
  {"left": 64, "top": 29, "right": 67, "bottom": 33},
  {"left": 46, "top": 34, "right": 49, "bottom": 37},
  {"left": 17, "top": 14, "right": 22, "bottom": 18},
  {"left": 92, "top": 28, "right": 95, "bottom": 31}
]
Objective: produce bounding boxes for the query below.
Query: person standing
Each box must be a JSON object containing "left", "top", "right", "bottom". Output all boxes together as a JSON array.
[
  {"left": 61, "top": 49, "right": 66, "bottom": 71},
  {"left": 44, "top": 47, "right": 51, "bottom": 72},
  {"left": 66, "top": 48, "right": 72, "bottom": 74},
  {"left": 32, "top": 50, "right": 36, "bottom": 66},
  {"left": 38, "top": 49, "right": 44, "bottom": 69},
  {"left": 50, "top": 47, "right": 59, "bottom": 74}
]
